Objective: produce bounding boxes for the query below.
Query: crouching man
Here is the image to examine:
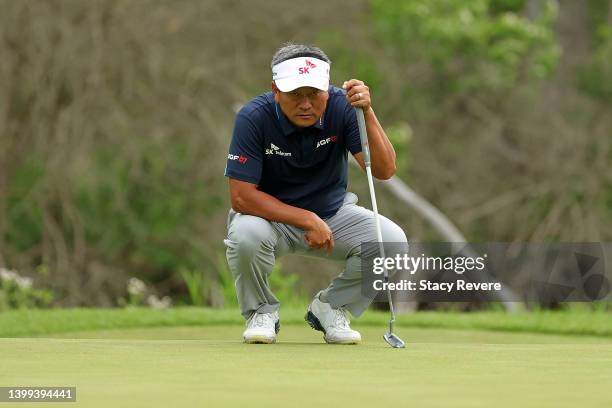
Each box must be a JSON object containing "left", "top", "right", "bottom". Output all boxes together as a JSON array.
[{"left": 224, "top": 43, "right": 407, "bottom": 344}]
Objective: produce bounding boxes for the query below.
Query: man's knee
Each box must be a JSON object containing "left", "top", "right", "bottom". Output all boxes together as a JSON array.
[
  {"left": 350, "top": 215, "right": 408, "bottom": 259},
  {"left": 380, "top": 216, "right": 408, "bottom": 244},
  {"left": 226, "top": 214, "right": 276, "bottom": 256},
  {"left": 381, "top": 218, "right": 408, "bottom": 279},
  {"left": 364, "top": 216, "right": 408, "bottom": 250}
]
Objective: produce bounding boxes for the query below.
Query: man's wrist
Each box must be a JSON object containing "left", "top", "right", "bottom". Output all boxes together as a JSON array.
[
  {"left": 298, "top": 211, "right": 314, "bottom": 230},
  {"left": 294, "top": 211, "right": 321, "bottom": 231}
]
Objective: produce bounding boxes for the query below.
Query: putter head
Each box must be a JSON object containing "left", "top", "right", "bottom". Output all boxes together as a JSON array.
[{"left": 383, "top": 332, "right": 406, "bottom": 348}]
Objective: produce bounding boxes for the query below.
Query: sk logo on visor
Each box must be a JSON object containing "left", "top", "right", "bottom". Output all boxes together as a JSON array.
[{"left": 298, "top": 59, "right": 317, "bottom": 75}]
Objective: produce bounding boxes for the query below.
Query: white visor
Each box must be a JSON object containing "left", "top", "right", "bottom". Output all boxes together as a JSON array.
[{"left": 272, "top": 57, "right": 330, "bottom": 92}]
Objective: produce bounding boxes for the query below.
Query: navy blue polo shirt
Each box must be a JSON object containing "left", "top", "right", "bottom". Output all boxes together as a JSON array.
[{"left": 224, "top": 86, "right": 362, "bottom": 218}]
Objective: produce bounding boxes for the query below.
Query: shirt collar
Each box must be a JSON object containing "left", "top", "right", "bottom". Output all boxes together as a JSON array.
[{"left": 275, "top": 103, "right": 324, "bottom": 136}]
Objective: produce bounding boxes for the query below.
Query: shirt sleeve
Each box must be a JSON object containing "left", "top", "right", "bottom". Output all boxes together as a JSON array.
[
  {"left": 224, "top": 111, "right": 263, "bottom": 185},
  {"left": 343, "top": 103, "right": 362, "bottom": 155}
]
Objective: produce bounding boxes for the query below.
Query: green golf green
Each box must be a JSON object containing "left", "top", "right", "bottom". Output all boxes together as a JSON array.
[{"left": 3, "top": 323, "right": 612, "bottom": 408}]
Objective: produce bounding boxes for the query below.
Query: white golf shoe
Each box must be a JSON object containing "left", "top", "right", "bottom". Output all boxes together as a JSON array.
[
  {"left": 305, "top": 293, "right": 361, "bottom": 344},
  {"left": 243, "top": 311, "right": 280, "bottom": 344}
]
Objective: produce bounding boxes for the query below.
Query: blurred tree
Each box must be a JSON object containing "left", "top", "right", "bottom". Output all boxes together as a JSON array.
[
  {"left": 371, "top": 0, "right": 560, "bottom": 100},
  {"left": 0, "top": 0, "right": 610, "bottom": 308},
  {"left": 578, "top": 0, "right": 612, "bottom": 102}
]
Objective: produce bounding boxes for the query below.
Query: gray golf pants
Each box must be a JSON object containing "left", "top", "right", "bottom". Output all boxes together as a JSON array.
[{"left": 224, "top": 192, "right": 408, "bottom": 320}]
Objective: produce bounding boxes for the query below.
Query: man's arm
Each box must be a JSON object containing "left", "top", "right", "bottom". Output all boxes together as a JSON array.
[
  {"left": 229, "top": 178, "right": 334, "bottom": 253},
  {"left": 343, "top": 79, "right": 396, "bottom": 180}
]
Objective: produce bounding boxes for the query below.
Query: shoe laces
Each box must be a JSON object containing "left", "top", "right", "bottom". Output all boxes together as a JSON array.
[
  {"left": 331, "top": 308, "right": 350, "bottom": 329},
  {"left": 249, "top": 312, "right": 275, "bottom": 329}
]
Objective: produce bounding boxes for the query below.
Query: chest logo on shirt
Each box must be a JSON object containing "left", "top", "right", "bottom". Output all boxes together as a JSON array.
[
  {"left": 315, "top": 135, "right": 338, "bottom": 149},
  {"left": 265, "top": 143, "right": 292, "bottom": 157}
]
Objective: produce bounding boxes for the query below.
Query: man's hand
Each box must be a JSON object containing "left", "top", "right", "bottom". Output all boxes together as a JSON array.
[
  {"left": 229, "top": 179, "right": 335, "bottom": 254},
  {"left": 343, "top": 78, "right": 397, "bottom": 180},
  {"left": 343, "top": 79, "right": 371, "bottom": 111},
  {"left": 304, "top": 214, "right": 335, "bottom": 255}
]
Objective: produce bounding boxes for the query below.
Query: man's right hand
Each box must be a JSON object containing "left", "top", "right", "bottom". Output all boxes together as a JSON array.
[
  {"left": 304, "top": 214, "right": 335, "bottom": 255},
  {"left": 229, "top": 179, "right": 335, "bottom": 254}
]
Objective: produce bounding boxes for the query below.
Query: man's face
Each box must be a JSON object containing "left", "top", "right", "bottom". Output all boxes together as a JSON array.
[{"left": 272, "top": 83, "right": 329, "bottom": 128}]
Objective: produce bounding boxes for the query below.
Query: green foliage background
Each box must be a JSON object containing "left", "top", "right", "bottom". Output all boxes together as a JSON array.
[{"left": 1, "top": 0, "right": 611, "bottom": 307}]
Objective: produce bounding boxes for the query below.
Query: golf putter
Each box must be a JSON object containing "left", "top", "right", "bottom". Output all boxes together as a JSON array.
[{"left": 355, "top": 107, "right": 406, "bottom": 349}]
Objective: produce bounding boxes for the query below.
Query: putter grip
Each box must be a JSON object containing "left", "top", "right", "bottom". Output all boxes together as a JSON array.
[{"left": 355, "top": 107, "right": 371, "bottom": 165}]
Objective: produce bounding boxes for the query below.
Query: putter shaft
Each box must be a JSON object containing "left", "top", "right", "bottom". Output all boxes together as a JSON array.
[{"left": 355, "top": 107, "right": 404, "bottom": 347}]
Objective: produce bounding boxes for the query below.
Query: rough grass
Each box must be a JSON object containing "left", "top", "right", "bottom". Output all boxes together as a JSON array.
[{"left": 1, "top": 306, "right": 611, "bottom": 338}]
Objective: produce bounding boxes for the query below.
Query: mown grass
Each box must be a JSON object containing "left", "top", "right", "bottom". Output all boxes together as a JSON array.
[
  {"left": 5, "top": 326, "right": 612, "bottom": 408},
  {"left": 1, "top": 306, "right": 611, "bottom": 338},
  {"left": 3, "top": 308, "right": 612, "bottom": 407}
]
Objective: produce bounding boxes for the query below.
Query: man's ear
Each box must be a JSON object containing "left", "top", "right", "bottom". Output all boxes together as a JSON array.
[{"left": 271, "top": 81, "right": 280, "bottom": 102}]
